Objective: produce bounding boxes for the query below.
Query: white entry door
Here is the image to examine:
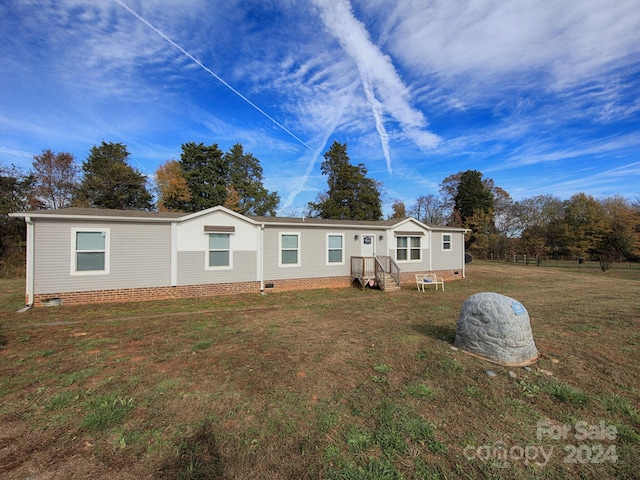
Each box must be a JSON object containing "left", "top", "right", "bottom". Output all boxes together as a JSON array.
[{"left": 360, "top": 234, "right": 375, "bottom": 257}]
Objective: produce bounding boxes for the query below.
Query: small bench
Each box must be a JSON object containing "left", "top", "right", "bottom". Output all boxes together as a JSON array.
[{"left": 416, "top": 273, "right": 445, "bottom": 291}]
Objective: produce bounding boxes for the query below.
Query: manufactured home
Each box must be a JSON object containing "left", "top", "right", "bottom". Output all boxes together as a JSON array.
[{"left": 11, "top": 207, "right": 469, "bottom": 306}]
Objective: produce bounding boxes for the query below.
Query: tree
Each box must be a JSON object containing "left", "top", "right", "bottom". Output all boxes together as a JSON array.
[
  {"left": 0, "top": 163, "right": 38, "bottom": 274},
  {"left": 31, "top": 149, "right": 79, "bottom": 209},
  {"left": 517, "top": 195, "right": 567, "bottom": 258},
  {"left": 75, "top": 142, "right": 153, "bottom": 210},
  {"left": 307, "top": 141, "right": 382, "bottom": 220},
  {"left": 390, "top": 200, "right": 406, "bottom": 218},
  {"left": 177, "top": 142, "right": 227, "bottom": 212},
  {"left": 450, "top": 170, "right": 495, "bottom": 250},
  {"left": 439, "top": 170, "right": 496, "bottom": 226},
  {"left": 596, "top": 196, "right": 640, "bottom": 268},
  {"left": 409, "top": 194, "right": 448, "bottom": 225},
  {"left": 563, "top": 193, "right": 607, "bottom": 259},
  {"left": 454, "top": 170, "right": 494, "bottom": 223},
  {"left": 224, "top": 185, "right": 243, "bottom": 212},
  {"left": 155, "top": 159, "right": 191, "bottom": 212},
  {"left": 224, "top": 144, "right": 279, "bottom": 216},
  {"left": 174, "top": 142, "right": 279, "bottom": 215}
]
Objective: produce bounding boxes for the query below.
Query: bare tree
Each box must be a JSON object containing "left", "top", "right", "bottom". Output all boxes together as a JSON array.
[
  {"left": 31, "top": 149, "right": 79, "bottom": 209},
  {"left": 409, "top": 194, "right": 448, "bottom": 225}
]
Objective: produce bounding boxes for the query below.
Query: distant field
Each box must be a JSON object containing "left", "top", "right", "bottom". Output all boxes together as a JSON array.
[{"left": 1, "top": 262, "right": 638, "bottom": 479}]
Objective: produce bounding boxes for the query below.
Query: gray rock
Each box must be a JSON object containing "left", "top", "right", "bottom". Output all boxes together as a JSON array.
[{"left": 454, "top": 292, "right": 538, "bottom": 367}]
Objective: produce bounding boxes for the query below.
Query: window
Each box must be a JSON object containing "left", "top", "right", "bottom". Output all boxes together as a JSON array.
[
  {"left": 281, "top": 233, "right": 300, "bottom": 266},
  {"left": 73, "top": 229, "right": 109, "bottom": 274},
  {"left": 410, "top": 236, "right": 421, "bottom": 259},
  {"left": 327, "top": 234, "right": 344, "bottom": 264},
  {"left": 208, "top": 233, "right": 230, "bottom": 267},
  {"left": 442, "top": 234, "right": 452, "bottom": 251},
  {"left": 396, "top": 236, "right": 421, "bottom": 261}
]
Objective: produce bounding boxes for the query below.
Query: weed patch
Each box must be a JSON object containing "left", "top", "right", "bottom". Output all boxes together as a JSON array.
[
  {"left": 58, "top": 366, "right": 104, "bottom": 387},
  {"left": 373, "top": 364, "right": 391, "bottom": 374},
  {"left": 543, "top": 380, "right": 589, "bottom": 407},
  {"left": 192, "top": 339, "right": 214, "bottom": 352},
  {"left": 81, "top": 395, "right": 135, "bottom": 431},
  {"left": 404, "top": 381, "right": 435, "bottom": 399}
]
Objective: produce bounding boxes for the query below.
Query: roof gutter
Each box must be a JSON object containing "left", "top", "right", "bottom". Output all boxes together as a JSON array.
[{"left": 10, "top": 212, "right": 177, "bottom": 223}]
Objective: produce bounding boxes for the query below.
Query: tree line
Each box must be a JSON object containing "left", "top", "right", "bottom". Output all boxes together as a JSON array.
[
  {"left": 2, "top": 140, "right": 639, "bottom": 276},
  {"left": 400, "top": 170, "right": 640, "bottom": 268}
]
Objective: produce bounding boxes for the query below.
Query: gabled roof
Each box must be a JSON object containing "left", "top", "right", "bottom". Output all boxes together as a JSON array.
[{"left": 10, "top": 207, "right": 468, "bottom": 231}]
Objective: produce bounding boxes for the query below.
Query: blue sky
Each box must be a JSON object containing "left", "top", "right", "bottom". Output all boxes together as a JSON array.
[{"left": 1, "top": 0, "right": 639, "bottom": 215}]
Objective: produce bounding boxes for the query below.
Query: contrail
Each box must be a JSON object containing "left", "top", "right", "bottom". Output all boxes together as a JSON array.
[
  {"left": 313, "top": 0, "right": 441, "bottom": 174},
  {"left": 360, "top": 71, "right": 392, "bottom": 174},
  {"left": 112, "top": 0, "right": 313, "bottom": 151}
]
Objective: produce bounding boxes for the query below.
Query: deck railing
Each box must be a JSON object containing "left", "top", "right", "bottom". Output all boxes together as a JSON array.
[
  {"left": 375, "top": 255, "right": 400, "bottom": 287},
  {"left": 350, "top": 255, "right": 400, "bottom": 290}
]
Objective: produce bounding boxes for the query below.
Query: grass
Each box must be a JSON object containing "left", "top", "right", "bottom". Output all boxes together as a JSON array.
[
  {"left": 81, "top": 395, "right": 135, "bottom": 431},
  {"left": 0, "top": 261, "right": 639, "bottom": 478}
]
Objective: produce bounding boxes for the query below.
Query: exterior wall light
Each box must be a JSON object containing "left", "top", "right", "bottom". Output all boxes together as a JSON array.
[{"left": 354, "top": 234, "right": 359, "bottom": 240}]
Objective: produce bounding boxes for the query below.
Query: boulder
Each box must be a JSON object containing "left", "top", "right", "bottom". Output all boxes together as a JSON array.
[{"left": 454, "top": 292, "right": 538, "bottom": 366}]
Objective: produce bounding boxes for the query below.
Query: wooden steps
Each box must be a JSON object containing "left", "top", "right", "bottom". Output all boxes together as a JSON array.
[{"left": 381, "top": 272, "right": 401, "bottom": 292}]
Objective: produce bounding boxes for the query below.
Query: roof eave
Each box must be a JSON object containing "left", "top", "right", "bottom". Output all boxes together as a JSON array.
[{"left": 9, "top": 212, "right": 179, "bottom": 223}]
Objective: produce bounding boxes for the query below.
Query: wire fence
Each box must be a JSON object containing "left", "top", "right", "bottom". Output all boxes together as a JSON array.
[{"left": 481, "top": 253, "right": 640, "bottom": 270}]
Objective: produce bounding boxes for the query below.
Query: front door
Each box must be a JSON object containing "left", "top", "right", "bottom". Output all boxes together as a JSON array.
[{"left": 360, "top": 234, "right": 375, "bottom": 257}]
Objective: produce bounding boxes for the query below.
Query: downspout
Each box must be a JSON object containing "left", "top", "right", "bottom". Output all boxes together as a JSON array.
[
  {"left": 462, "top": 231, "right": 467, "bottom": 279},
  {"left": 25, "top": 216, "right": 35, "bottom": 306},
  {"left": 258, "top": 223, "right": 265, "bottom": 293},
  {"left": 428, "top": 230, "right": 433, "bottom": 271}
]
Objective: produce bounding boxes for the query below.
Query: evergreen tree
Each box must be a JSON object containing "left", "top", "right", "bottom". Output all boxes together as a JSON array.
[
  {"left": 175, "top": 142, "right": 279, "bottom": 214},
  {"left": 451, "top": 170, "right": 495, "bottom": 250},
  {"left": 178, "top": 142, "right": 227, "bottom": 212},
  {"left": 453, "top": 170, "right": 494, "bottom": 223},
  {"left": 75, "top": 142, "right": 153, "bottom": 210},
  {"left": 224, "top": 144, "right": 279, "bottom": 216},
  {"left": 0, "top": 164, "right": 37, "bottom": 268},
  {"left": 308, "top": 141, "right": 382, "bottom": 220}
]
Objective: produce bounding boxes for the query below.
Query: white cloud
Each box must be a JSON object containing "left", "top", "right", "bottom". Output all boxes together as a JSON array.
[
  {"left": 312, "top": 0, "right": 441, "bottom": 174},
  {"left": 386, "top": 0, "right": 640, "bottom": 90}
]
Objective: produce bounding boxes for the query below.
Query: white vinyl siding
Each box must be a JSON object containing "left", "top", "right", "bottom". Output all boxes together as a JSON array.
[
  {"left": 207, "top": 233, "right": 231, "bottom": 268},
  {"left": 396, "top": 235, "right": 421, "bottom": 261},
  {"left": 327, "top": 234, "right": 344, "bottom": 264},
  {"left": 280, "top": 233, "right": 300, "bottom": 266},
  {"left": 72, "top": 229, "right": 109, "bottom": 274}
]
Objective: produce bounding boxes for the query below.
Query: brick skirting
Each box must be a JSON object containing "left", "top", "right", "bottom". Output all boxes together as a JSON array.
[
  {"left": 30, "top": 270, "right": 462, "bottom": 306},
  {"left": 31, "top": 276, "right": 353, "bottom": 306}
]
